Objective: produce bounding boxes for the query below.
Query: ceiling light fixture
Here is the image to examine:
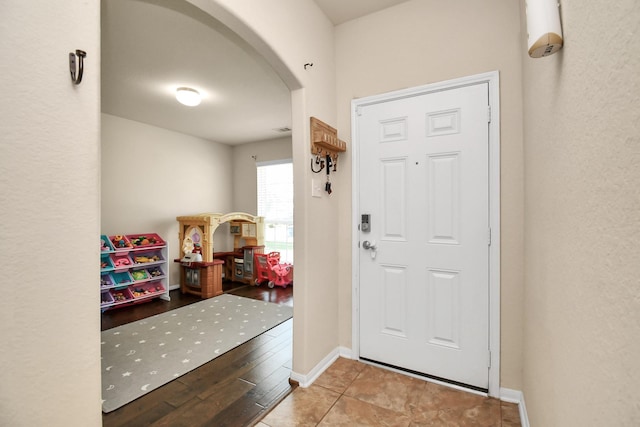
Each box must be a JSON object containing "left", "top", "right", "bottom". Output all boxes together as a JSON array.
[{"left": 175, "top": 87, "right": 201, "bottom": 106}]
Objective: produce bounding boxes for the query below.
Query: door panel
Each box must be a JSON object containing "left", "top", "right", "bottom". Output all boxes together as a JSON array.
[
  {"left": 381, "top": 158, "right": 407, "bottom": 239},
  {"left": 358, "top": 83, "right": 490, "bottom": 389},
  {"left": 427, "top": 152, "right": 461, "bottom": 244},
  {"left": 427, "top": 268, "right": 461, "bottom": 349},
  {"left": 380, "top": 265, "right": 408, "bottom": 337}
]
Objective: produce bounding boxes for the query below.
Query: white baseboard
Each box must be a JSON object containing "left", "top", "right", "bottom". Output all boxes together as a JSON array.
[
  {"left": 169, "top": 283, "right": 180, "bottom": 291},
  {"left": 500, "top": 388, "right": 529, "bottom": 427},
  {"left": 290, "top": 346, "right": 352, "bottom": 388}
]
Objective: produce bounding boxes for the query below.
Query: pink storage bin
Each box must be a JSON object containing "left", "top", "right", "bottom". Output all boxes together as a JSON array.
[
  {"left": 109, "top": 235, "right": 133, "bottom": 251},
  {"left": 130, "top": 281, "right": 165, "bottom": 299},
  {"left": 109, "top": 287, "right": 133, "bottom": 303},
  {"left": 126, "top": 233, "right": 165, "bottom": 248},
  {"left": 110, "top": 253, "right": 133, "bottom": 270}
]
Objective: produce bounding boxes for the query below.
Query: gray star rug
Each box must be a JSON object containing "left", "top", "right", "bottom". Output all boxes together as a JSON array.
[{"left": 101, "top": 294, "right": 293, "bottom": 412}]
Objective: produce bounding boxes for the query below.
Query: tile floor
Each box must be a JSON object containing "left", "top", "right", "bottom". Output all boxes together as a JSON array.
[{"left": 257, "top": 358, "right": 521, "bottom": 426}]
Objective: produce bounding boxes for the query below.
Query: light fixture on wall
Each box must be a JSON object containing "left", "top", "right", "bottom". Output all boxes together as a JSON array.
[
  {"left": 526, "top": 0, "right": 564, "bottom": 58},
  {"left": 175, "top": 87, "right": 201, "bottom": 106}
]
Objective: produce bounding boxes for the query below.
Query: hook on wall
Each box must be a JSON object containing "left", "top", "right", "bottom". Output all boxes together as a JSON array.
[
  {"left": 69, "top": 49, "right": 86, "bottom": 85},
  {"left": 310, "top": 154, "right": 325, "bottom": 173},
  {"left": 304, "top": 62, "right": 313, "bottom": 70}
]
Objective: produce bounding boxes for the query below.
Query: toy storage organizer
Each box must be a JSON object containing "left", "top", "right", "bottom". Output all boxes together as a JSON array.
[{"left": 100, "top": 233, "right": 170, "bottom": 311}]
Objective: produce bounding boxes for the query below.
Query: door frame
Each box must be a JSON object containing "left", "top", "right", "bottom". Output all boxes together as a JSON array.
[{"left": 350, "top": 71, "right": 501, "bottom": 397}]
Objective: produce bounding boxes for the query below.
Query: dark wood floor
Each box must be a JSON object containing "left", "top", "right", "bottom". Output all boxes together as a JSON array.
[{"left": 101, "top": 281, "right": 294, "bottom": 427}]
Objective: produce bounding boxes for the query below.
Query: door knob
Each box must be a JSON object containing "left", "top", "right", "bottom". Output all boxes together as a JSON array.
[{"left": 362, "top": 240, "right": 377, "bottom": 250}]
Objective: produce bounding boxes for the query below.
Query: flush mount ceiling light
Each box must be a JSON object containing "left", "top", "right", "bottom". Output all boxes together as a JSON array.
[{"left": 175, "top": 87, "right": 201, "bottom": 106}]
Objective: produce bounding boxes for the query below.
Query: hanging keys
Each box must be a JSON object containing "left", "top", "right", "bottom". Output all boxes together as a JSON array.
[{"left": 325, "top": 154, "right": 333, "bottom": 194}]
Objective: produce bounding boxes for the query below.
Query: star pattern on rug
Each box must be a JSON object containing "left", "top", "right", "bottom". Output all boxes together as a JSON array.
[{"left": 101, "top": 294, "right": 292, "bottom": 413}]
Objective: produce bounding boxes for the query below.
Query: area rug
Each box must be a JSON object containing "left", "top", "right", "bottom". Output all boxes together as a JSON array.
[{"left": 101, "top": 294, "right": 293, "bottom": 412}]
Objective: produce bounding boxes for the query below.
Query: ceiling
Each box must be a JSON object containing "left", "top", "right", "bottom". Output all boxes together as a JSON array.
[
  {"left": 314, "top": 0, "right": 409, "bottom": 25},
  {"left": 101, "top": 0, "right": 409, "bottom": 145}
]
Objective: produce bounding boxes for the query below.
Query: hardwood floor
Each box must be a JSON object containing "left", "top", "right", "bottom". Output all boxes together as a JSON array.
[{"left": 101, "top": 281, "right": 294, "bottom": 427}]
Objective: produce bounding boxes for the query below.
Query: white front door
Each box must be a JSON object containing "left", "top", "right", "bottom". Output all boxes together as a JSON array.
[{"left": 357, "top": 82, "right": 490, "bottom": 390}]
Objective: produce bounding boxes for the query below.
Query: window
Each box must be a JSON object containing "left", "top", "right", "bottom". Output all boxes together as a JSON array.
[{"left": 257, "top": 161, "right": 293, "bottom": 263}]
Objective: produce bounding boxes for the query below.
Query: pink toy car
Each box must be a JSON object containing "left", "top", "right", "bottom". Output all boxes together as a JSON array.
[{"left": 254, "top": 252, "right": 293, "bottom": 288}]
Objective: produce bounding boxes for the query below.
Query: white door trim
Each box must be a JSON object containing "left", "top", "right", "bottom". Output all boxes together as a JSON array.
[{"left": 351, "top": 71, "right": 501, "bottom": 397}]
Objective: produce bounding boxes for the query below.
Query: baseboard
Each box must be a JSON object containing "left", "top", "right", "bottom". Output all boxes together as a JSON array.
[
  {"left": 500, "top": 388, "right": 530, "bottom": 427},
  {"left": 169, "top": 283, "right": 180, "bottom": 291},
  {"left": 289, "top": 346, "right": 353, "bottom": 388}
]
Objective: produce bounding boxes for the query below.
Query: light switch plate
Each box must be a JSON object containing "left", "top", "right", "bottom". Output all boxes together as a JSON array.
[{"left": 312, "top": 179, "right": 322, "bottom": 198}]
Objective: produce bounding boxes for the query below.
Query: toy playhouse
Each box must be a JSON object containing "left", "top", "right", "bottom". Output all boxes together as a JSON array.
[{"left": 176, "top": 212, "right": 268, "bottom": 298}]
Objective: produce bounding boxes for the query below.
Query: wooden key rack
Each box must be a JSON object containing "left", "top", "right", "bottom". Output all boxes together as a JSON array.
[{"left": 310, "top": 117, "right": 347, "bottom": 165}]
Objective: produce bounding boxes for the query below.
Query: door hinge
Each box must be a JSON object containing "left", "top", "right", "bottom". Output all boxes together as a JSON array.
[
  {"left": 356, "top": 105, "right": 363, "bottom": 116},
  {"left": 487, "top": 105, "right": 492, "bottom": 123},
  {"left": 488, "top": 351, "right": 492, "bottom": 368},
  {"left": 488, "top": 227, "right": 492, "bottom": 246}
]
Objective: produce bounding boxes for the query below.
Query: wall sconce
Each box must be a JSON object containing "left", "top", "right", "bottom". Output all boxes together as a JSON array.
[
  {"left": 176, "top": 87, "right": 201, "bottom": 106},
  {"left": 526, "top": 0, "right": 564, "bottom": 58}
]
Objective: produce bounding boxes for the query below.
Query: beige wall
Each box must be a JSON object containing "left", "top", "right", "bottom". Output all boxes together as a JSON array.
[
  {"left": 0, "top": 1, "right": 102, "bottom": 426},
  {"left": 1, "top": 0, "right": 337, "bottom": 424},
  {"left": 16, "top": 0, "right": 639, "bottom": 424},
  {"left": 193, "top": 0, "right": 341, "bottom": 375},
  {"left": 101, "top": 114, "right": 234, "bottom": 285},
  {"left": 232, "top": 136, "right": 293, "bottom": 214},
  {"left": 520, "top": 0, "right": 640, "bottom": 425},
  {"left": 335, "top": 0, "right": 525, "bottom": 390}
]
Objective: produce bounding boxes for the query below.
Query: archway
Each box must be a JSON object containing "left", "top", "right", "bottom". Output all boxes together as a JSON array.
[{"left": 100, "top": 0, "right": 306, "bottom": 413}]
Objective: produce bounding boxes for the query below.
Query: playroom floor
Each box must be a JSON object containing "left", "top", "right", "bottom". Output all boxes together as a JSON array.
[{"left": 101, "top": 282, "right": 294, "bottom": 427}]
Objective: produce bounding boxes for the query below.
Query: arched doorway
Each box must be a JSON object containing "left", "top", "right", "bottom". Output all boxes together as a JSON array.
[{"left": 103, "top": 1, "right": 302, "bottom": 422}]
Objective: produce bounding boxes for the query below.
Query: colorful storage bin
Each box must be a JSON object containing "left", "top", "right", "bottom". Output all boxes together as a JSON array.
[
  {"left": 131, "top": 251, "right": 163, "bottom": 265},
  {"left": 130, "top": 269, "right": 149, "bottom": 281},
  {"left": 101, "top": 254, "right": 114, "bottom": 271},
  {"left": 126, "top": 233, "right": 165, "bottom": 248},
  {"left": 110, "top": 253, "right": 133, "bottom": 270},
  {"left": 130, "top": 282, "right": 165, "bottom": 299},
  {"left": 109, "top": 235, "right": 133, "bottom": 251},
  {"left": 146, "top": 266, "right": 165, "bottom": 279},
  {"left": 101, "top": 273, "right": 114, "bottom": 289},
  {"left": 101, "top": 291, "right": 114, "bottom": 307},
  {"left": 109, "top": 287, "right": 133, "bottom": 303},
  {"left": 101, "top": 235, "right": 115, "bottom": 252},
  {"left": 111, "top": 271, "right": 133, "bottom": 286}
]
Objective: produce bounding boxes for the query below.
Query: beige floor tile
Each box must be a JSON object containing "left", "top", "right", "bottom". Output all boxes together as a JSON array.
[
  {"left": 314, "top": 357, "right": 367, "bottom": 394},
  {"left": 318, "top": 395, "right": 412, "bottom": 427},
  {"left": 260, "top": 384, "right": 340, "bottom": 427},
  {"left": 259, "top": 359, "right": 519, "bottom": 427},
  {"left": 409, "top": 382, "right": 501, "bottom": 426},
  {"left": 500, "top": 401, "right": 522, "bottom": 427},
  {"left": 344, "top": 364, "right": 428, "bottom": 414}
]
